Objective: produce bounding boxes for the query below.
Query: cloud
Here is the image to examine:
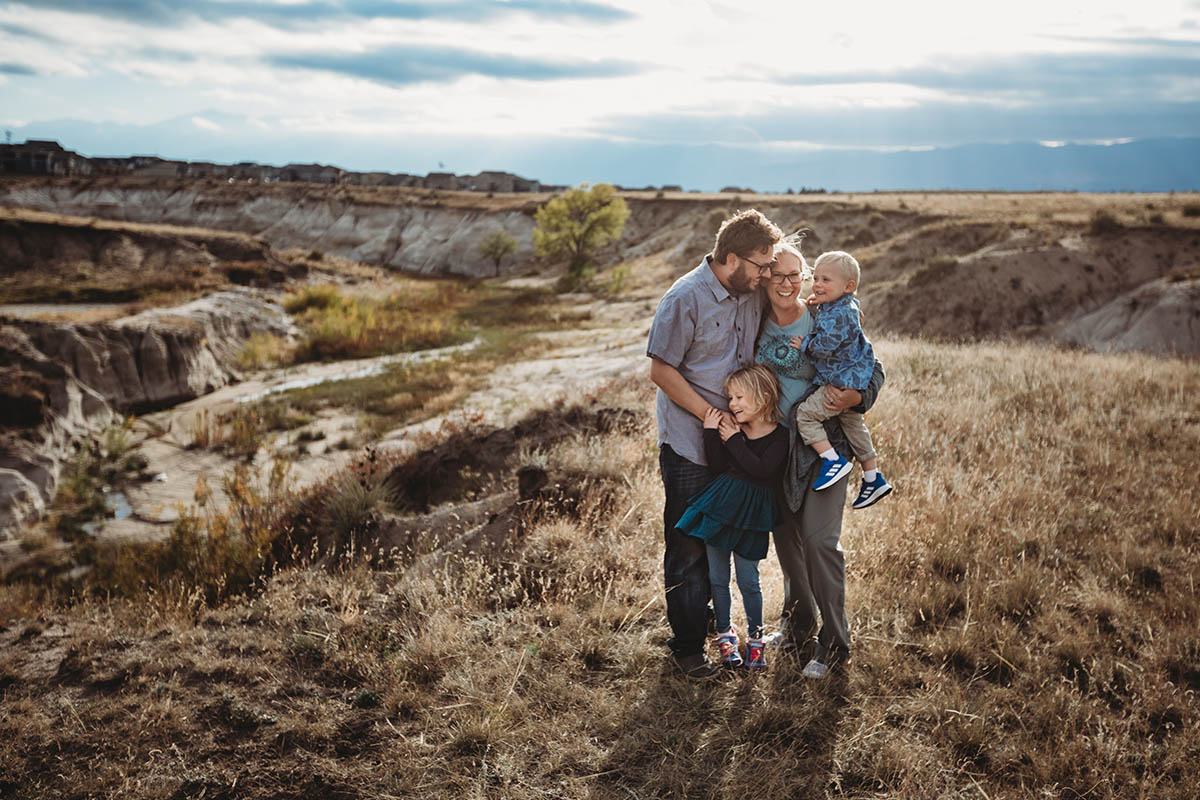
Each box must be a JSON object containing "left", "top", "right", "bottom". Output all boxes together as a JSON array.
[
  {"left": 191, "top": 115, "right": 221, "bottom": 131},
  {"left": 1045, "top": 34, "right": 1200, "bottom": 50},
  {"left": 774, "top": 50, "right": 1200, "bottom": 100},
  {"left": 0, "top": 62, "right": 38, "bottom": 76},
  {"left": 0, "top": 22, "right": 60, "bottom": 42},
  {"left": 269, "top": 44, "right": 642, "bottom": 85},
  {"left": 12, "top": 0, "right": 633, "bottom": 28},
  {"left": 589, "top": 99, "right": 1200, "bottom": 150}
]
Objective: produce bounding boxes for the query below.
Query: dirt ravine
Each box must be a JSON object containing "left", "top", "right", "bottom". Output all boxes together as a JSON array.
[
  {"left": 0, "top": 290, "right": 294, "bottom": 541},
  {"left": 104, "top": 312, "right": 646, "bottom": 544}
]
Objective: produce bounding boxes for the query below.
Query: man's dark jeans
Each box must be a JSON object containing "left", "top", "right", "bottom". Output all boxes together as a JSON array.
[{"left": 660, "top": 444, "right": 714, "bottom": 657}]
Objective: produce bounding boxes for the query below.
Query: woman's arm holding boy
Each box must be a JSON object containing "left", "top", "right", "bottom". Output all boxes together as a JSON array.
[{"left": 822, "top": 359, "right": 885, "bottom": 414}]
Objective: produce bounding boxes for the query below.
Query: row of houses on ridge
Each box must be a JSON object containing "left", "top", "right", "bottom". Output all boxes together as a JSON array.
[{"left": 0, "top": 140, "right": 550, "bottom": 192}]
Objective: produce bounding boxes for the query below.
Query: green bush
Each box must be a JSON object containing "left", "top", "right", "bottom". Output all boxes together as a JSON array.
[
  {"left": 285, "top": 285, "right": 468, "bottom": 362},
  {"left": 533, "top": 183, "right": 629, "bottom": 285}
]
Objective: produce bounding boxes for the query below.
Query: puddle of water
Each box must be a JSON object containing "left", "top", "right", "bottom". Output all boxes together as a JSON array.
[{"left": 81, "top": 490, "right": 134, "bottom": 535}]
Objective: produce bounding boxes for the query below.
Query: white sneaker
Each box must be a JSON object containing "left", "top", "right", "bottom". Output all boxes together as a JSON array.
[
  {"left": 802, "top": 644, "right": 849, "bottom": 679},
  {"left": 802, "top": 658, "right": 830, "bottom": 679},
  {"left": 765, "top": 631, "right": 796, "bottom": 651}
]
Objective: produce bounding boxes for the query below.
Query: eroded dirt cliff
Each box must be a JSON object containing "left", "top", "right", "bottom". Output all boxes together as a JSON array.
[{"left": 0, "top": 292, "right": 294, "bottom": 539}]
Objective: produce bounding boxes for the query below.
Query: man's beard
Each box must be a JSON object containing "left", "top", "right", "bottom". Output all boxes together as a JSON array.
[{"left": 727, "top": 263, "right": 757, "bottom": 295}]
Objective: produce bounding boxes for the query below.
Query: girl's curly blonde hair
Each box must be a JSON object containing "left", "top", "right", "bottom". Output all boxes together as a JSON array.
[{"left": 724, "top": 364, "right": 782, "bottom": 424}]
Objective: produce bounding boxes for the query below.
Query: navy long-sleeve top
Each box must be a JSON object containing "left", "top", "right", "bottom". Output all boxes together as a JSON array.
[{"left": 703, "top": 424, "right": 789, "bottom": 487}]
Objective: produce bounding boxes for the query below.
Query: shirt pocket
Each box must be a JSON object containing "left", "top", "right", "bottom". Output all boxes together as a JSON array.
[{"left": 690, "top": 316, "right": 732, "bottom": 362}]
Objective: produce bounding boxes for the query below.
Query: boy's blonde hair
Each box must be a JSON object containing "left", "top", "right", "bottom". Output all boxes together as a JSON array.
[
  {"left": 724, "top": 364, "right": 782, "bottom": 424},
  {"left": 814, "top": 250, "right": 860, "bottom": 287}
]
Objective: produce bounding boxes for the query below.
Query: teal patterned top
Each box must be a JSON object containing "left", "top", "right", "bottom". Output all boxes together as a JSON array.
[{"left": 756, "top": 312, "right": 817, "bottom": 428}]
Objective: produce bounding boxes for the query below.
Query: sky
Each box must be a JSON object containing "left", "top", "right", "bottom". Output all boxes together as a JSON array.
[{"left": 2, "top": 0, "right": 1200, "bottom": 190}]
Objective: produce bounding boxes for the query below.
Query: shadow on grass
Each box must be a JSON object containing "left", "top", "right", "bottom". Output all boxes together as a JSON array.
[{"left": 591, "top": 649, "right": 845, "bottom": 799}]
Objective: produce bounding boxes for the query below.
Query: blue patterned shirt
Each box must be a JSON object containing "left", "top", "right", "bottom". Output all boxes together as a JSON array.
[{"left": 803, "top": 294, "right": 875, "bottom": 390}]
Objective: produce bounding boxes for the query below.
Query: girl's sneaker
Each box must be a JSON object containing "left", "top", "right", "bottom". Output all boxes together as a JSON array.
[
  {"left": 716, "top": 627, "right": 743, "bottom": 668},
  {"left": 745, "top": 637, "right": 767, "bottom": 670}
]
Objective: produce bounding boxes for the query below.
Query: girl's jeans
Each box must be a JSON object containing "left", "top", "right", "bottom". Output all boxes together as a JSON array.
[{"left": 706, "top": 544, "right": 763, "bottom": 638}]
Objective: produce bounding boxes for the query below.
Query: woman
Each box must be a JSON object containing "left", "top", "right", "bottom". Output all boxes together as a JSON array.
[{"left": 754, "top": 238, "right": 885, "bottom": 679}]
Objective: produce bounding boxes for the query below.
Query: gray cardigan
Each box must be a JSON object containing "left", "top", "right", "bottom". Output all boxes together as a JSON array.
[{"left": 781, "top": 360, "right": 886, "bottom": 513}]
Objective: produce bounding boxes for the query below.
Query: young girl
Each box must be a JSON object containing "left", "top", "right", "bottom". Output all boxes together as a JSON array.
[{"left": 675, "top": 364, "right": 789, "bottom": 669}]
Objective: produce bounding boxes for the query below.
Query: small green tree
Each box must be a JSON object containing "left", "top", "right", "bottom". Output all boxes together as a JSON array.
[
  {"left": 532, "top": 183, "right": 630, "bottom": 283},
  {"left": 478, "top": 229, "right": 517, "bottom": 276}
]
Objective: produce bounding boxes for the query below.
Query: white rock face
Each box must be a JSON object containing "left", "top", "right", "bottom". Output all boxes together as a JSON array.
[
  {"left": 0, "top": 184, "right": 540, "bottom": 278},
  {"left": 1059, "top": 278, "right": 1200, "bottom": 357},
  {"left": 0, "top": 291, "right": 294, "bottom": 539}
]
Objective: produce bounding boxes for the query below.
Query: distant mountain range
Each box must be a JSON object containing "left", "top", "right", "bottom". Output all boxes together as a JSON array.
[{"left": 6, "top": 113, "right": 1199, "bottom": 192}]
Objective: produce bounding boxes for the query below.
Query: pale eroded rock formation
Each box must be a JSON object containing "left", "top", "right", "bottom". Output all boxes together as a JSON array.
[{"left": 0, "top": 291, "right": 293, "bottom": 539}]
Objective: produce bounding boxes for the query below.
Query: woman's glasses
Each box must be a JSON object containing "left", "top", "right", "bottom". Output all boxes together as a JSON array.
[{"left": 768, "top": 271, "right": 806, "bottom": 285}]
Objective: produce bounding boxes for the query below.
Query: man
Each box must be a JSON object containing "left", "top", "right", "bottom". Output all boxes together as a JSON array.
[{"left": 646, "top": 209, "right": 782, "bottom": 679}]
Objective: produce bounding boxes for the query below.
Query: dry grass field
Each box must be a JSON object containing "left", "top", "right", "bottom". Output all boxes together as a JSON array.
[
  {"left": 2, "top": 334, "right": 1198, "bottom": 799},
  {"left": 2, "top": 182, "right": 1199, "bottom": 797}
]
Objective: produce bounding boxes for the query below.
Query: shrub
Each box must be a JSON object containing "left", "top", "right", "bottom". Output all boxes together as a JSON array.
[
  {"left": 1182, "top": 204, "right": 1200, "bottom": 218},
  {"left": 286, "top": 285, "right": 467, "bottom": 362},
  {"left": 237, "top": 333, "right": 291, "bottom": 370},
  {"left": 533, "top": 183, "right": 630, "bottom": 285},
  {"left": 79, "top": 457, "right": 295, "bottom": 604},
  {"left": 49, "top": 420, "right": 144, "bottom": 539},
  {"left": 607, "top": 263, "right": 631, "bottom": 295},
  {"left": 705, "top": 207, "right": 730, "bottom": 231},
  {"left": 1088, "top": 209, "right": 1122, "bottom": 235},
  {"left": 316, "top": 471, "right": 397, "bottom": 557},
  {"left": 283, "top": 285, "right": 340, "bottom": 314},
  {"left": 478, "top": 229, "right": 517, "bottom": 276}
]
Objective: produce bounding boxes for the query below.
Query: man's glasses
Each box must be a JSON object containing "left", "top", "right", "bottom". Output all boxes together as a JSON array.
[
  {"left": 740, "top": 254, "right": 776, "bottom": 273},
  {"left": 768, "top": 271, "right": 806, "bottom": 285}
]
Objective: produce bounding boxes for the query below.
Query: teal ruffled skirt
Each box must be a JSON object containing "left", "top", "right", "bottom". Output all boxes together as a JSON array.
[{"left": 676, "top": 474, "right": 778, "bottom": 561}]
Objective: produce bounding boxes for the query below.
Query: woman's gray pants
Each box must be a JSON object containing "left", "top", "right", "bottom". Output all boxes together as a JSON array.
[{"left": 773, "top": 478, "right": 850, "bottom": 654}]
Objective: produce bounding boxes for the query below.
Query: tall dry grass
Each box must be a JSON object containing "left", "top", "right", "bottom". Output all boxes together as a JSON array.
[{"left": 1, "top": 343, "right": 1198, "bottom": 798}]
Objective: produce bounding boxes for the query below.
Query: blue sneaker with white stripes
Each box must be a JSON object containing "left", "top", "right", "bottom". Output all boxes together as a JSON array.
[
  {"left": 812, "top": 455, "right": 853, "bottom": 491},
  {"left": 852, "top": 472, "right": 893, "bottom": 509}
]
